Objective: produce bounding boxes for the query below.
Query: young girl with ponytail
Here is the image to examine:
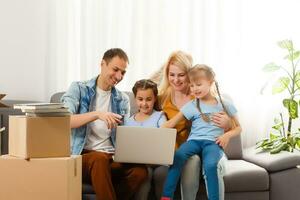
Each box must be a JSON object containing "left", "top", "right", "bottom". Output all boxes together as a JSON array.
[{"left": 161, "top": 64, "right": 242, "bottom": 200}]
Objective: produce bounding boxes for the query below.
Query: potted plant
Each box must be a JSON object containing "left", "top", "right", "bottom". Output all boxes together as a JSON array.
[{"left": 257, "top": 40, "right": 300, "bottom": 153}]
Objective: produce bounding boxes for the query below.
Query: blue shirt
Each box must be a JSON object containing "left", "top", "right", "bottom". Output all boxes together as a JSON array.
[
  {"left": 124, "top": 110, "right": 167, "bottom": 128},
  {"left": 61, "top": 76, "right": 130, "bottom": 155},
  {"left": 180, "top": 98, "right": 237, "bottom": 141}
]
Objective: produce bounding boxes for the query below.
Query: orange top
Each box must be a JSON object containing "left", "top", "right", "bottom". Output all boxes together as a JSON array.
[{"left": 161, "top": 96, "right": 192, "bottom": 149}]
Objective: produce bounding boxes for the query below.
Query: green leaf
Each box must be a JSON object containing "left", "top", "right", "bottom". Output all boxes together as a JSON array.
[
  {"left": 283, "top": 99, "right": 298, "bottom": 119},
  {"left": 272, "top": 77, "right": 290, "bottom": 94},
  {"left": 284, "top": 51, "right": 300, "bottom": 61},
  {"left": 272, "top": 123, "right": 283, "bottom": 131},
  {"left": 270, "top": 133, "right": 280, "bottom": 140},
  {"left": 270, "top": 141, "right": 288, "bottom": 154},
  {"left": 262, "top": 146, "right": 273, "bottom": 151},
  {"left": 293, "top": 51, "right": 300, "bottom": 60},
  {"left": 295, "top": 71, "right": 300, "bottom": 89},
  {"left": 256, "top": 138, "right": 269, "bottom": 148},
  {"left": 256, "top": 138, "right": 268, "bottom": 144},
  {"left": 262, "top": 140, "right": 274, "bottom": 148},
  {"left": 262, "top": 63, "right": 280, "bottom": 72},
  {"left": 257, "top": 139, "right": 274, "bottom": 149},
  {"left": 278, "top": 40, "right": 293, "bottom": 51},
  {"left": 296, "top": 138, "right": 300, "bottom": 148}
]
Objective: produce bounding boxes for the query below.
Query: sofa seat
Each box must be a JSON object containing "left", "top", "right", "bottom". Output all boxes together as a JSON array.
[
  {"left": 224, "top": 160, "right": 269, "bottom": 192},
  {"left": 82, "top": 183, "right": 96, "bottom": 200},
  {"left": 82, "top": 159, "right": 270, "bottom": 200}
]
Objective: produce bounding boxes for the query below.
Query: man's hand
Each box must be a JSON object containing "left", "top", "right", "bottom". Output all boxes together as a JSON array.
[
  {"left": 216, "top": 134, "right": 230, "bottom": 149},
  {"left": 97, "top": 112, "right": 122, "bottom": 129},
  {"left": 211, "top": 111, "right": 231, "bottom": 131}
]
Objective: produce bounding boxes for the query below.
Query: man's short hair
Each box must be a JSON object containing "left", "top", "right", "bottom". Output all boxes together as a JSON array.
[{"left": 102, "top": 48, "right": 129, "bottom": 64}]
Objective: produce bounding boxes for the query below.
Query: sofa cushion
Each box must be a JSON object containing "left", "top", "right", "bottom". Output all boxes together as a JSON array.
[
  {"left": 223, "top": 160, "right": 269, "bottom": 192},
  {"left": 243, "top": 147, "right": 300, "bottom": 172},
  {"left": 50, "top": 91, "right": 65, "bottom": 103},
  {"left": 269, "top": 167, "right": 300, "bottom": 200},
  {"left": 224, "top": 134, "right": 243, "bottom": 159},
  {"left": 124, "top": 91, "right": 137, "bottom": 115}
]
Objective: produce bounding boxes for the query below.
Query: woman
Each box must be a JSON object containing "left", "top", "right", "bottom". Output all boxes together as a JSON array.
[{"left": 158, "top": 50, "right": 201, "bottom": 200}]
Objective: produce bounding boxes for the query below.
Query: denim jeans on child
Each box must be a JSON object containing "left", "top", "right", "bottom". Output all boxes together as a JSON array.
[{"left": 162, "top": 139, "right": 226, "bottom": 200}]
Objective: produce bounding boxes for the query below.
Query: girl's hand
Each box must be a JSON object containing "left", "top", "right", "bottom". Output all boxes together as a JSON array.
[
  {"left": 216, "top": 134, "right": 230, "bottom": 149},
  {"left": 211, "top": 111, "right": 231, "bottom": 131},
  {"left": 97, "top": 112, "right": 122, "bottom": 129}
]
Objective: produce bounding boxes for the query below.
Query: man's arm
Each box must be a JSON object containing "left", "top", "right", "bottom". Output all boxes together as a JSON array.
[
  {"left": 70, "top": 111, "right": 122, "bottom": 129},
  {"left": 62, "top": 82, "right": 122, "bottom": 129}
]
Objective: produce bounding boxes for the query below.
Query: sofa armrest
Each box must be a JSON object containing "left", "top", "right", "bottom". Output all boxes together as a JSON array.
[{"left": 243, "top": 146, "right": 300, "bottom": 172}]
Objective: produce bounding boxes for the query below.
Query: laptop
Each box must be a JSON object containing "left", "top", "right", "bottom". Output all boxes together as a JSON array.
[{"left": 113, "top": 126, "right": 177, "bottom": 165}]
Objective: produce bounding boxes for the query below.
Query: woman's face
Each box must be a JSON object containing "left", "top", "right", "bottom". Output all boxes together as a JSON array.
[{"left": 168, "top": 64, "right": 189, "bottom": 92}]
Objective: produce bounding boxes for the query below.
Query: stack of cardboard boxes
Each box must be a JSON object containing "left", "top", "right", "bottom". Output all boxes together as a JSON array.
[{"left": 0, "top": 115, "right": 82, "bottom": 200}]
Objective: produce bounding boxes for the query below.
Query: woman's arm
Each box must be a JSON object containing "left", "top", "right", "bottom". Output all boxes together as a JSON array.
[
  {"left": 161, "top": 112, "right": 185, "bottom": 128},
  {"left": 211, "top": 111, "right": 232, "bottom": 131},
  {"left": 215, "top": 115, "right": 242, "bottom": 149},
  {"left": 71, "top": 111, "right": 122, "bottom": 129}
]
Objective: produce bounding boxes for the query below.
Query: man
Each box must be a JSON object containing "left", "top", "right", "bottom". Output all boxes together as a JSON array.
[{"left": 62, "top": 48, "right": 147, "bottom": 200}]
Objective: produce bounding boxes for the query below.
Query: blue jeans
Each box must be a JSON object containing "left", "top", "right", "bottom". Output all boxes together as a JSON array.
[{"left": 162, "top": 140, "right": 226, "bottom": 200}]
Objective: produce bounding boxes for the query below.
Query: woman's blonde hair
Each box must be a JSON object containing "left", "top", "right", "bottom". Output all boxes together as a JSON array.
[
  {"left": 158, "top": 50, "right": 193, "bottom": 106},
  {"left": 188, "top": 64, "right": 230, "bottom": 123}
]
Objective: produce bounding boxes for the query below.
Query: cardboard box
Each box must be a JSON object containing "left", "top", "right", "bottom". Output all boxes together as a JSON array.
[
  {"left": 0, "top": 155, "right": 82, "bottom": 200},
  {"left": 9, "top": 115, "right": 70, "bottom": 158},
  {"left": 0, "top": 94, "right": 9, "bottom": 107}
]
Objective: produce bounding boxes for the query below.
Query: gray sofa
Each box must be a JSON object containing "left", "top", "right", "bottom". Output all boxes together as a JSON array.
[{"left": 51, "top": 91, "right": 300, "bottom": 200}]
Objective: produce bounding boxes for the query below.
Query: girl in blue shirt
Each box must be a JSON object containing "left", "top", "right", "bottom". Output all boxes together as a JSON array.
[
  {"left": 125, "top": 79, "right": 166, "bottom": 128},
  {"left": 161, "top": 64, "right": 242, "bottom": 200},
  {"left": 124, "top": 79, "right": 167, "bottom": 200}
]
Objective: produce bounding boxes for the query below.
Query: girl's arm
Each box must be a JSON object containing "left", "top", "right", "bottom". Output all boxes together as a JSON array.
[
  {"left": 161, "top": 112, "right": 185, "bottom": 128},
  {"left": 215, "top": 115, "right": 242, "bottom": 149}
]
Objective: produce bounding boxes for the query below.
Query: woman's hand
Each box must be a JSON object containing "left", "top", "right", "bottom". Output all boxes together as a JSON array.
[
  {"left": 211, "top": 111, "right": 231, "bottom": 131},
  {"left": 217, "top": 115, "right": 242, "bottom": 149},
  {"left": 216, "top": 134, "right": 230, "bottom": 149},
  {"left": 97, "top": 112, "right": 122, "bottom": 129}
]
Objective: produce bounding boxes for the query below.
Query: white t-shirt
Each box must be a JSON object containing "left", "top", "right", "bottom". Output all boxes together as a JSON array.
[{"left": 84, "top": 87, "right": 115, "bottom": 153}]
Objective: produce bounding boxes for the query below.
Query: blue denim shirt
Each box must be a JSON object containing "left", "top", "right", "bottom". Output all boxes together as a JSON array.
[{"left": 61, "top": 76, "right": 130, "bottom": 155}]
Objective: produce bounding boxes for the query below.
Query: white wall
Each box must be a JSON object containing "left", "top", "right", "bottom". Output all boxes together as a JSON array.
[{"left": 0, "top": 0, "right": 48, "bottom": 101}]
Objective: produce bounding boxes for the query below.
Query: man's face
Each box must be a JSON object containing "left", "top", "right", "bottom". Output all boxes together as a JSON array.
[{"left": 101, "top": 56, "right": 127, "bottom": 89}]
